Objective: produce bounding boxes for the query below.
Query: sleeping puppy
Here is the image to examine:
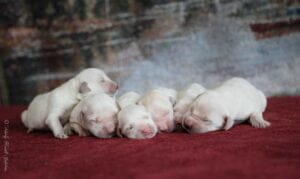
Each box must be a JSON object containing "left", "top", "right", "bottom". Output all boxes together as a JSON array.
[
  {"left": 138, "top": 87, "right": 177, "bottom": 132},
  {"left": 21, "top": 68, "right": 118, "bottom": 139},
  {"left": 174, "top": 83, "right": 206, "bottom": 124},
  {"left": 117, "top": 92, "right": 158, "bottom": 139},
  {"left": 64, "top": 86, "right": 119, "bottom": 138},
  {"left": 182, "top": 77, "right": 270, "bottom": 133}
]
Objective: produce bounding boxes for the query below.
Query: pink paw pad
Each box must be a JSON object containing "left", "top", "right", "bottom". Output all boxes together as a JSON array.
[
  {"left": 184, "top": 118, "right": 196, "bottom": 130},
  {"left": 157, "top": 122, "right": 168, "bottom": 131}
]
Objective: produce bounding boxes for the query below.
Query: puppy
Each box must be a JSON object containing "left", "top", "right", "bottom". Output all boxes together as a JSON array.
[
  {"left": 138, "top": 87, "right": 177, "bottom": 132},
  {"left": 182, "top": 77, "right": 270, "bottom": 133},
  {"left": 174, "top": 83, "right": 206, "bottom": 124},
  {"left": 117, "top": 92, "right": 158, "bottom": 139},
  {"left": 64, "top": 86, "right": 119, "bottom": 138},
  {"left": 21, "top": 68, "right": 118, "bottom": 139}
]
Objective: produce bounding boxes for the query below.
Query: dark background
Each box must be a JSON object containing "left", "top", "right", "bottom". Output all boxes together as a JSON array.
[{"left": 0, "top": 0, "right": 299, "bottom": 105}]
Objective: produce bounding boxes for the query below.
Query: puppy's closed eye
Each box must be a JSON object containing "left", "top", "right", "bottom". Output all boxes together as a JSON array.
[
  {"left": 126, "top": 124, "right": 134, "bottom": 131},
  {"left": 89, "top": 118, "right": 97, "bottom": 122},
  {"left": 201, "top": 118, "right": 212, "bottom": 124},
  {"left": 96, "top": 118, "right": 103, "bottom": 123},
  {"left": 191, "top": 114, "right": 200, "bottom": 120}
]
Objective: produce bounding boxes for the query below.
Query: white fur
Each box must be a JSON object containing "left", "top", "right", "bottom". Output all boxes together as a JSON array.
[
  {"left": 118, "top": 91, "right": 140, "bottom": 109},
  {"left": 117, "top": 92, "right": 157, "bottom": 139},
  {"left": 182, "top": 77, "right": 270, "bottom": 133},
  {"left": 65, "top": 92, "right": 119, "bottom": 138},
  {"left": 138, "top": 87, "right": 177, "bottom": 132},
  {"left": 174, "top": 83, "right": 206, "bottom": 124},
  {"left": 21, "top": 68, "right": 118, "bottom": 139}
]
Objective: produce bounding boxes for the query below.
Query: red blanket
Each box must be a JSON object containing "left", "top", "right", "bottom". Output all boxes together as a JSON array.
[{"left": 1, "top": 97, "right": 300, "bottom": 179}]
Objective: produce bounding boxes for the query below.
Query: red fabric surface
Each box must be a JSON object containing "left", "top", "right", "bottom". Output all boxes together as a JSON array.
[{"left": 1, "top": 97, "right": 300, "bottom": 179}]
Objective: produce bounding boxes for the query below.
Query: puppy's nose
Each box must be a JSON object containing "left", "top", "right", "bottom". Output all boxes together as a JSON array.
[
  {"left": 109, "top": 83, "right": 118, "bottom": 93},
  {"left": 104, "top": 125, "right": 115, "bottom": 135},
  {"left": 139, "top": 124, "right": 154, "bottom": 136}
]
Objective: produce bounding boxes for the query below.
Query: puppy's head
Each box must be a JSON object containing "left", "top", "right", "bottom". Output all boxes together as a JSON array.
[
  {"left": 173, "top": 99, "right": 191, "bottom": 125},
  {"left": 76, "top": 68, "right": 118, "bottom": 95},
  {"left": 80, "top": 94, "right": 119, "bottom": 138},
  {"left": 117, "top": 91, "right": 140, "bottom": 109},
  {"left": 117, "top": 105, "right": 158, "bottom": 139},
  {"left": 83, "top": 114, "right": 117, "bottom": 138},
  {"left": 175, "top": 83, "right": 206, "bottom": 124},
  {"left": 182, "top": 103, "right": 231, "bottom": 133},
  {"left": 156, "top": 87, "right": 177, "bottom": 105}
]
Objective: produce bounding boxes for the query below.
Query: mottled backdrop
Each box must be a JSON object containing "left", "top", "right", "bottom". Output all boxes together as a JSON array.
[{"left": 0, "top": 0, "right": 299, "bottom": 105}]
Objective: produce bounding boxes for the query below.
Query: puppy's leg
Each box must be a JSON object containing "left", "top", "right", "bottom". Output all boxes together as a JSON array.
[
  {"left": 70, "top": 122, "right": 90, "bottom": 137},
  {"left": 46, "top": 113, "right": 68, "bottom": 139},
  {"left": 249, "top": 113, "right": 270, "bottom": 128},
  {"left": 63, "top": 123, "right": 73, "bottom": 136}
]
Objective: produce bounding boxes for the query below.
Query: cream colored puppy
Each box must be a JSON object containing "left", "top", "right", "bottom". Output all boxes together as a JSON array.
[
  {"left": 21, "top": 68, "right": 118, "bottom": 139},
  {"left": 138, "top": 87, "right": 177, "bottom": 132},
  {"left": 117, "top": 92, "right": 158, "bottom": 139},
  {"left": 174, "top": 83, "right": 206, "bottom": 124},
  {"left": 64, "top": 88, "right": 119, "bottom": 138},
  {"left": 182, "top": 77, "right": 270, "bottom": 133}
]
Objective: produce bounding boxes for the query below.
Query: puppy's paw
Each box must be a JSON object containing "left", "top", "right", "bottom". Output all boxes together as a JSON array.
[
  {"left": 64, "top": 129, "right": 73, "bottom": 136},
  {"left": 78, "top": 131, "right": 89, "bottom": 137},
  {"left": 258, "top": 120, "right": 271, "bottom": 128},
  {"left": 63, "top": 124, "right": 73, "bottom": 136},
  {"left": 250, "top": 114, "right": 270, "bottom": 128},
  {"left": 55, "top": 133, "right": 69, "bottom": 139}
]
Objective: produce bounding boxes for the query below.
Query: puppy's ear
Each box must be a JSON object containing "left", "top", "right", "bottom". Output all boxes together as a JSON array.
[
  {"left": 223, "top": 116, "right": 234, "bottom": 130},
  {"left": 79, "top": 82, "right": 91, "bottom": 94}
]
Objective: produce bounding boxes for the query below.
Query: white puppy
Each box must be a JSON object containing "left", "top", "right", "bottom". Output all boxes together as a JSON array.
[
  {"left": 182, "top": 77, "right": 270, "bottom": 133},
  {"left": 138, "top": 87, "right": 177, "bottom": 132},
  {"left": 64, "top": 88, "right": 119, "bottom": 138},
  {"left": 21, "top": 68, "right": 118, "bottom": 139},
  {"left": 174, "top": 83, "right": 206, "bottom": 124},
  {"left": 117, "top": 92, "right": 158, "bottom": 139}
]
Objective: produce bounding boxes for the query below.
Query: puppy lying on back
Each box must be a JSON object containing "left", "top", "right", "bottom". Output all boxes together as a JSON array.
[
  {"left": 174, "top": 83, "right": 206, "bottom": 124},
  {"left": 21, "top": 68, "right": 118, "bottom": 139},
  {"left": 117, "top": 92, "right": 158, "bottom": 139},
  {"left": 64, "top": 84, "right": 119, "bottom": 138},
  {"left": 182, "top": 77, "right": 270, "bottom": 133},
  {"left": 138, "top": 87, "right": 177, "bottom": 132}
]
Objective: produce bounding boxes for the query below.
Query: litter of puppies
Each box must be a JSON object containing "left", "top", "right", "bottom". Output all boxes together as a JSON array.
[{"left": 21, "top": 68, "right": 270, "bottom": 139}]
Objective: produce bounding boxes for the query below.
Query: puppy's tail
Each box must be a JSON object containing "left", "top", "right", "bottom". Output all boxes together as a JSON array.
[
  {"left": 21, "top": 110, "right": 27, "bottom": 124},
  {"left": 21, "top": 110, "right": 33, "bottom": 133}
]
